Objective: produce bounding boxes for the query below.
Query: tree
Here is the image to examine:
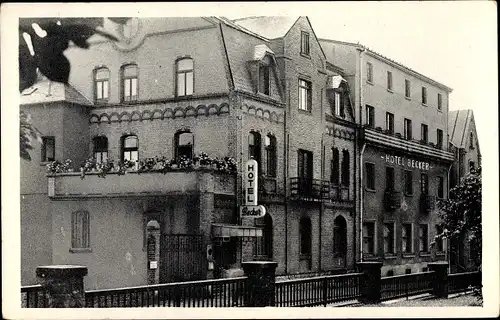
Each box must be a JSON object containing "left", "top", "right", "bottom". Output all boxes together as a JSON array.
[{"left": 19, "top": 18, "right": 129, "bottom": 160}]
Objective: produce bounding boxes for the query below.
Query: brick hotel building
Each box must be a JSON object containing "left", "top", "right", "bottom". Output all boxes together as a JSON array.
[{"left": 21, "top": 17, "right": 460, "bottom": 289}]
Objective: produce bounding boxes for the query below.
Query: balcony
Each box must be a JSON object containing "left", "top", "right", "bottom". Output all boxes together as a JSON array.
[
  {"left": 384, "top": 190, "right": 402, "bottom": 211},
  {"left": 364, "top": 127, "right": 454, "bottom": 162},
  {"left": 290, "top": 178, "right": 329, "bottom": 202},
  {"left": 420, "top": 195, "right": 436, "bottom": 213},
  {"left": 328, "top": 185, "right": 352, "bottom": 203},
  {"left": 48, "top": 169, "right": 236, "bottom": 199}
]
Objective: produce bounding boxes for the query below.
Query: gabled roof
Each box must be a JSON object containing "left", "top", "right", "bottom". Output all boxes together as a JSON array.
[
  {"left": 20, "top": 79, "right": 93, "bottom": 106},
  {"left": 231, "top": 16, "right": 299, "bottom": 39},
  {"left": 448, "top": 109, "right": 476, "bottom": 149}
]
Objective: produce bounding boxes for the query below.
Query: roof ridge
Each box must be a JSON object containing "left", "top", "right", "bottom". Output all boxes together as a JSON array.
[
  {"left": 215, "top": 16, "right": 270, "bottom": 42},
  {"left": 231, "top": 16, "right": 266, "bottom": 22}
]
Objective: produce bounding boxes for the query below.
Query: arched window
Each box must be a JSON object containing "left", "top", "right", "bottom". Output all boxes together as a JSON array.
[
  {"left": 176, "top": 58, "right": 194, "bottom": 97},
  {"left": 121, "top": 135, "right": 138, "bottom": 161},
  {"left": 249, "top": 131, "right": 261, "bottom": 170},
  {"left": 175, "top": 131, "right": 194, "bottom": 160},
  {"left": 333, "top": 216, "right": 347, "bottom": 257},
  {"left": 341, "top": 150, "right": 350, "bottom": 186},
  {"left": 94, "top": 67, "right": 109, "bottom": 102},
  {"left": 121, "top": 64, "right": 138, "bottom": 101},
  {"left": 254, "top": 213, "right": 273, "bottom": 259},
  {"left": 265, "top": 134, "right": 277, "bottom": 177},
  {"left": 93, "top": 136, "right": 108, "bottom": 163},
  {"left": 299, "top": 217, "right": 312, "bottom": 256},
  {"left": 330, "top": 148, "right": 339, "bottom": 185}
]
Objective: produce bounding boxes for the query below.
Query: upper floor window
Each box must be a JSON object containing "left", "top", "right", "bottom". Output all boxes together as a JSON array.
[
  {"left": 437, "top": 129, "right": 443, "bottom": 149},
  {"left": 176, "top": 58, "right": 194, "bottom": 97},
  {"left": 300, "top": 31, "right": 310, "bottom": 56},
  {"left": 469, "top": 132, "right": 475, "bottom": 150},
  {"left": 121, "top": 64, "right": 138, "bottom": 102},
  {"left": 385, "top": 112, "right": 394, "bottom": 134},
  {"left": 341, "top": 150, "right": 350, "bottom": 187},
  {"left": 366, "top": 105, "right": 375, "bottom": 128},
  {"left": 94, "top": 67, "right": 109, "bottom": 102},
  {"left": 405, "top": 79, "right": 411, "bottom": 98},
  {"left": 71, "top": 210, "right": 90, "bottom": 249},
  {"left": 334, "top": 92, "right": 345, "bottom": 118},
  {"left": 259, "top": 65, "right": 270, "bottom": 95},
  {"left": 404, "top": 118, "right": 412, "bottom": 140},
  {"left": 93, "top": 136, "right": 108, "bottom": 163},
  {"left": 297, "top": 149, "right": 313, "bottom": 180},
  {"left": 421, "top": 86, "right": 427, "bottom": 105},
  {"left": 249, "top": 131, "right": 262, "bottom": 169},
  {"left": 421, "top": 124, "right": 428, "bottom": 143},
  {"left": 121, "top": 135, "right": 138, "bottom": 162},
  {"left": 330, "top": 148, "right": 340, "bottom": 185},
  {"left": 299, "top": 217, "right": 312, "bottom": 256},
  {"left": 175, "top": 131, "right": 194, "bottom": 160},
  {"left": 367, "top": 62, "right": 373, "bottom": 83},
  {"left": 41, "top": 136, "right": 55, "bottom": 162},
  {"left": 404, "top": 170, "right": 413, "bottom": 195},
  {"left": 298, "top": 79, "right": 312, "bottom": 111},
  {"left": 437, "top": 93, "right": 442, "bottom": 110},
  {"left": 437, "top": 176, "right": 444, "bottom": 198},
  {"left": 387, "top": 71, "right": 393, "bottom": 91},
  {"left": 265, "top": 134, "right": 277, "bottom": 177},
  {"left": 386, "top": 167, "right": 395, "bottom": 191},
  {"left": 365, "top": 162, "right": 375, "bottom": 190}
]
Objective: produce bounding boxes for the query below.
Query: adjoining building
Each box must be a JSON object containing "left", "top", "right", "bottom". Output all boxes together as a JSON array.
[
  {"left": 447, "top": 109, "right": 481, "bottom": 272},
  {"left": 319, "top": 39, "right": 455, "bottom": 276},
  {"left": 21, "top": 17, "right": 358, "bottom": 290}
]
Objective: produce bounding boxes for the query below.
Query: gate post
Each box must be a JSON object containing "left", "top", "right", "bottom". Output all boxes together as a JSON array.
[
  {"left": 146, "top": 220, "right": 161, "bottom": 285},
  {"left": 242, "top": 261, "right": 277, "bottom": 307},
  {"left": 36, "top": 265, "right": 87, "bottom": 308},
  {"left": 357, "top": 261, "right": 383, "bottom": 304},
  {"left": 428, "top": 261, "right": 449, "bottom": 298}
]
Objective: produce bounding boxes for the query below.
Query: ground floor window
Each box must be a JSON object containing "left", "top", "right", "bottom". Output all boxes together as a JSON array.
[
  {"left": 419, "top": 224, "right": 429, "bottom": 253},
  {"left": 362, "top": 222, "right": 375, "bottom": 255},
  {"left": 254, "top": 213, "right": 273, "bottom": 259},
  {"left": 383, "top": 223, "right": 395, "bottom": 255},
  {"left": 402, "top": 223, "right": 413, "bottom": 253}
]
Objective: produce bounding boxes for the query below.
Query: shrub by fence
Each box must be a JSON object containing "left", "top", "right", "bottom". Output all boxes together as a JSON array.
[{"left": 448, "top": 271, "right": 482, "bottom": 294}]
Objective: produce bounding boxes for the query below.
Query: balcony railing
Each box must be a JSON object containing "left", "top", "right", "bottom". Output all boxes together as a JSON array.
[
  {"left": 290, "top": 178, "right": 329, "bottom": 202},
  {"left": 420, "top": 195, "right": 436, "bottom": 213},
  {"left": 384, "top": 190, "right": 402, "bottom": 211}
]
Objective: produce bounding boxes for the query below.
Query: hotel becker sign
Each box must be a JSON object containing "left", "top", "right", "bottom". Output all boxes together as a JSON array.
[{"left": 381, "top": 154, "right": 431, "bottom": 171}]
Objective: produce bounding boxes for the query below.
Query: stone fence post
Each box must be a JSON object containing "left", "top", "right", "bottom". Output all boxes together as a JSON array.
[
  {"left": 36, "top": 265, "right": 88, "bottom": 308},
  {"left": 242, "top": 261, "right": 277, "bottom": 307},
  {"left": 146, "top": 220, "right": 161, "bottom": 285},
  {"left": 428, "top": 261, "right": 449, "bottom": 298},
  {"left": 357, "top": 261, "right": 383, "bottom": 304}
]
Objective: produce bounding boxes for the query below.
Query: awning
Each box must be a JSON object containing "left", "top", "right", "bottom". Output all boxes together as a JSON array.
[
  {"left": 327, "top": 75, "right": 346, "bottom": 90},
  {"left": 211, "top": 223, "right": 263, "bottom": 238}
]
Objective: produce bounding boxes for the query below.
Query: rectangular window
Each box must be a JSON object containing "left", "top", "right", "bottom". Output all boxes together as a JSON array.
[
  {"left": 421, "top": 173, "right": 429, "bottom": 195},
  {"left": 176, "top": 58, "right": 194, "bottom": 97},
  {"left": 385, "top": 167, "right": 395, "bottom": 191},
  {"left": 41, "top": 136, "right": 55, "bottom": 162},
  {"left": 259, "top": 65, "right": 270, "bottom": 95},
  {"left": 298, "top": 79, "right": 312, "bottom": 111},
  {"left": 419, "top": 224, "right": 429, "bottom": 253},
  {"left": 367, "top": 62, "right": 373, "bottom": 83},
  {"left": 330, "top": 148, "right": 339, "bottom": 185},
  {"left": 437, "top": 93, "right": 442, "bottom": 110},
  {"left": 402, "top": 223, "right": 413, "bottom": 253},
  {"left": 384, "top": 223, "right": 395, "bottom": 255},
  {"left": 422, "top": 86, "right": 427, "bottom": 104},
  {"left": 405, "top": 79, "right": 411, "bottom": 98},
  {"left": 421, "top": 124, "right": 428, "bottom": 143},
  {"left": 403, "top": 170, "right": 413, "bottom": 195},
  {"left": 334, "top": 92, "right": 345, "bottom": 118},
  {"left": 387, "top": 71, "right": 393, "bottom": 91},
  {"left": 385, "top": 112, "right": 394, "bottom": 134},
  {"left": 404, "top": 118, "right": 412, "bottom": 140},
  {"left": 435, "top": 225, "right": 445, "bottom": 252},
  {"left": 300, "top": 31, "right": 310, "bottom": 55},
  {"left": 365, "top": 162, "right": 375, "bottom": 190},
  {"left": 437, "top": 176, "right": 444, "bottom": 198},
  {"left": 71, "top": 211, "right": 90, "bottom": 249},
  {"left": 437, "top": 129, "right": 443, "bottom": 149},
  {"left": 363, "top": 222, "right": 375, "bottom": 255},
  {"left": 366, "top": 105, "right": 375, "bottom": 128},
  {"left": 298, "top": 149, "right": 313, "bottom": 181}
]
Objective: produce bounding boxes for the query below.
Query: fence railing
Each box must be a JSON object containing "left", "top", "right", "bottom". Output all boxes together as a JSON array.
[
  {"left": 448, "top": 271, "right": 482, "bottom": 294},
  {"left": 84, "top": 277, "right": 247, "bottom": 308},
  {"left": 275, "top": 273, "right": 362, "bottom": 307},
  {"left": 21, "top": 284, "right": 46, "bottom": 308},
  {"left": 380, "top": 271, "right": 435, "bottom": 301}
]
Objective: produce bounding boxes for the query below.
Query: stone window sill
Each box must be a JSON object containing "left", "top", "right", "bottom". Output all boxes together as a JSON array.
[
  {"left": 405, "top": 96, "right": 411, "bottom": 101},
  {"left": 298, "top": 109, "right": 312, "bottom": 115},
  {"left": 402, "top": 254, "right": 415, "bottom": 258},
  {"left": 384, "top": 255, "right": 397, "bottom": 260},
  {"left": 419, "top": 252, "right": 431, "bottom": 257},
  {"left": 436, "top": 252, "right": 446, "bottom": 256},
  {"left": 364, "top": 188, "right": 376, "bottom": 193},
  {"left": 70, "top": 248, "right": 92, "bottom": 253}
]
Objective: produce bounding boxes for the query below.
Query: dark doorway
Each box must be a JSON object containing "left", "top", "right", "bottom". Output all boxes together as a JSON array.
[
  {"left": 333, "top": 215, "right": 347, "bottom": 268},
  {"left": 160, "top": 234, "right": 205, "bottom": 283}
]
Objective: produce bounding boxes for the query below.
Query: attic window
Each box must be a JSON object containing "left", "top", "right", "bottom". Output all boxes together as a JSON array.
[
  {"left": 469, "top": 132, "right": 474, "bottom": 150},
  {"left": 301, "top": 31, "right": 310, "bottom": 56},
  {"left": 259, "top": 65, "right": 270, "bottom": 95}
]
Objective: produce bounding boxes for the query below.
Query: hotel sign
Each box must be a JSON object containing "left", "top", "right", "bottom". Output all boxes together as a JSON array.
[
  {"left": 240, "top": 205, "right": 266, "bottom": 218},
  {"left": 382, "top": 154, "right": 431, "bottom": 171},
  {"left": 245, "top": 159, "right": 258, "bottom": 205}
]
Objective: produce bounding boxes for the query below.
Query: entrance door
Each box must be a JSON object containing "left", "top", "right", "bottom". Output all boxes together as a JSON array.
[
  {"left": 160, "top": 234, "right": 205, "bottom": 283},
  {"left": 333, "top": 216, "right": 347, "bottom": 268}
]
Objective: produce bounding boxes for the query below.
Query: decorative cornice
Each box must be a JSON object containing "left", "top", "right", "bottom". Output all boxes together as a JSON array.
[
  {"left": 90, "top": 103, "right": 230, "bottom": 124},
  {"left": 91, "top": 93, "right": 229, "bottom": 109},
  {"left": 242, "top": 103, "right": 284, "bottom": 123},
  {"left": 326, "top": 126, "right": 355, "bottom": 140}
]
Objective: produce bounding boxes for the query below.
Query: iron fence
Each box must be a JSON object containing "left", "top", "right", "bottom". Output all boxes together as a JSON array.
[
  {"left": 448, "top": 271, "right": 481, "bottom": 294},
  {"left": 275, "top": 273, "right": 362, "bottom": 307},
  {"left": 21, "top": 284, "right": 46, "bottom": 308},
  {"left": 380, "top": 271, "right": 434, "bottom": 301}
]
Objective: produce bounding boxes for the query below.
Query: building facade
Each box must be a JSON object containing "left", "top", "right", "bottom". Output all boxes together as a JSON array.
[
  {"left": 21, "top": 17, "right": 358, "bottom": 290},
  {"left": 319, "top": 39, "right": 455, "bottom": 276}
]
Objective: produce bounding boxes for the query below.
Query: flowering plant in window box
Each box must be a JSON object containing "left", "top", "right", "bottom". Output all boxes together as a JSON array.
[
  {"left": 80, "top": 157, "right": 97, "bottom": 179},
  {"left": 116, "top": 159, "right": 136, "bottom": 175},
  {"left": 138, "top": 157, "right": 157, "bottom": 173},
  {"left": 95, "top": 160, "right": 114, "bottom": 178},
  {"left": 195, "top": 152, "right": 212, "bottom": 166},
  {"left": 178, "top": 155, "right": 194, "bottom": 169},
  {"left": 46, "top": 159, "right": 72, "bottom": 174}
]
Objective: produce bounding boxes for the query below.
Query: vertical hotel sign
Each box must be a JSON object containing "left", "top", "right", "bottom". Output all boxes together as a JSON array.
[{"left": 240, "top": 159, "right": 266, "bottom": 218}]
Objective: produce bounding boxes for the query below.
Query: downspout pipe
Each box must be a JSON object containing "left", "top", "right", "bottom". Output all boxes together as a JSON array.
[
  {"left": 446, "top": 162, "right": 453, "bottom": 273},
  {"left": 359, "top": 142, "right": 367, "bottom": 262}
]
